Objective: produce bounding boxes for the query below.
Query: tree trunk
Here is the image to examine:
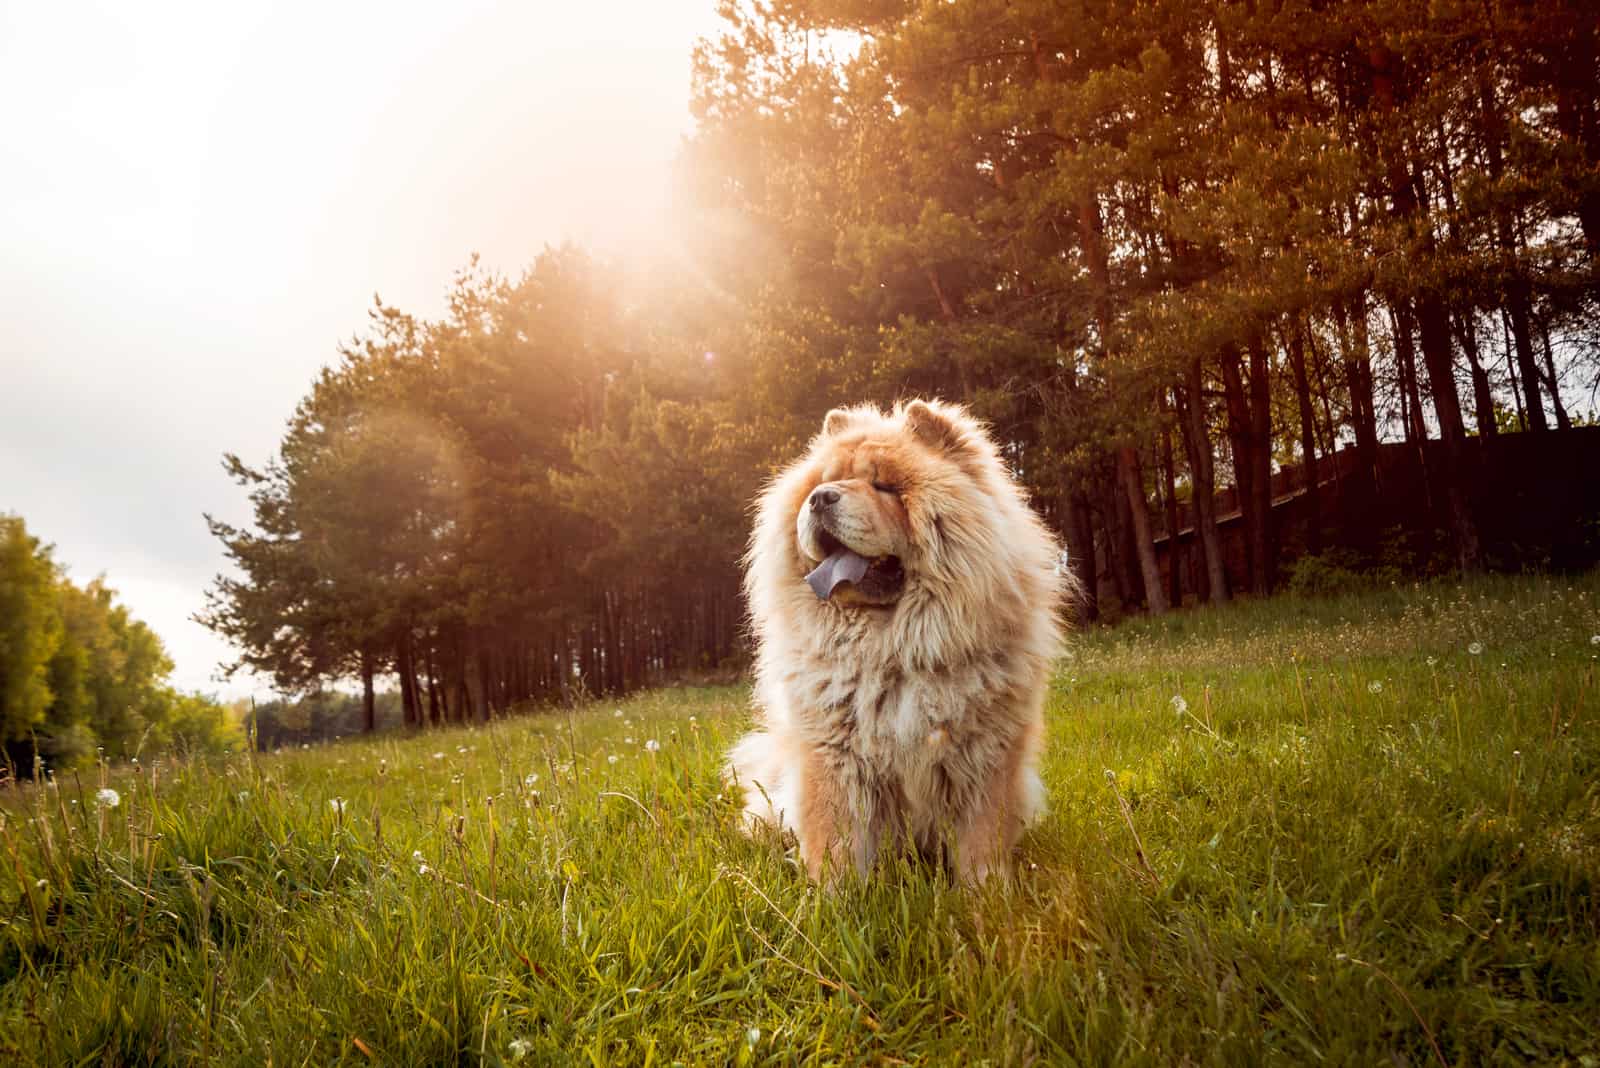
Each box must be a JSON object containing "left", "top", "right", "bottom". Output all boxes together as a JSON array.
[
  {"left": 1506, "top": 281, "right": 1548, "bottom": 431},
  {"left": 1175, "top": 360, "right": 1229, "bottom": 603},
  {"left": 397, "top": 635, "right": 418, "bottom": 729},
  {"left": 1116, "top": 445, "right": 1168, "bottom": 615},
  {"left": 1158, "top": 403, "right": 1183, "bottom": 609},
  {"left": 1286, "top": 320, "right": 1323, "bottom": 554},
  {"left": 1536, "top": 313, "right": 1573, "bottom": 431},
  {"left": 1416, "top": 295, "right": 1485, "bottom": 572},
  {"left": 1457, "top": 312, "right": 1497, "bottom": 437},
  {"left": 1062, "top": 489, "right": 1098, "bottom": 623},
  {"left": 1218, "top": 345, "right": 1257, "bottom": 587},
  {"left": 1337, "top": 295, "right": 1380, "bottom": 477},
  {"left": 359, "top": 648, "right": 376, "bottom": 733}
]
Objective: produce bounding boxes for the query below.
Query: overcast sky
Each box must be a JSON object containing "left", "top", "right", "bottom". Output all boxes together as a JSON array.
[{"left": 0, "top": 1, "right": 723, "bottom": 695}]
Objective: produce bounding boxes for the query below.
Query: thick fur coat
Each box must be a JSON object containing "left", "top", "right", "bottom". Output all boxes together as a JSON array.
[{"left": 728, "top": 400, "right": 1067, "bottom": 883}]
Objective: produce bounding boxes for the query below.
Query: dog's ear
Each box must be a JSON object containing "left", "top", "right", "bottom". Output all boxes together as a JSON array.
[
  {"left": 904, "top": 399, "right": 967, "bottom": 453},
  {"left": 822, "top": 408, "right": 856, "bottom": 436}
]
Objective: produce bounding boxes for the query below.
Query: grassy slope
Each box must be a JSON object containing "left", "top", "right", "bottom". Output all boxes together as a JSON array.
[{"left": 2, "top": 574, "right": 1598, "bottom": 1065}]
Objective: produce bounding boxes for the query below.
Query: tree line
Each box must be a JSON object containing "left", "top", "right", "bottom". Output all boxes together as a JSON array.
[
  {"left": 204, "top": 0, "right": 1599, "bottom": 725},
  {"left": 0, "top": 515, "right": 240, "bottom": 772}
]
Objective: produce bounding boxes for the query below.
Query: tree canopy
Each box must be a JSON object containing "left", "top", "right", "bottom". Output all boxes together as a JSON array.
[{"left": 203, "top": 0, "right": 1599, "bottom": 723}]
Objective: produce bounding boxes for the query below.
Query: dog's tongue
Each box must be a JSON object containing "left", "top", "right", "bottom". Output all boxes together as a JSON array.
[{"left": 805, "top": 548, "right": 870, "bottom": 600}]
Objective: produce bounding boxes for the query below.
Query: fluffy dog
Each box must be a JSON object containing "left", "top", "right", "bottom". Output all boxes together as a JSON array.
[{"left": 728, "top": 399, "right": 1066, "bottom": 883}]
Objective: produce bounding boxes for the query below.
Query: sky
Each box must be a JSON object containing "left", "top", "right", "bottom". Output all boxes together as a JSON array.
[{"left": 0, "top": 1, "right": 725, "bottom": 695}]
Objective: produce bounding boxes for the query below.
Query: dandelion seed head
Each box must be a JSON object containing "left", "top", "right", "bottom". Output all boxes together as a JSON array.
[
  {"left": 613, "top": 709, "right": 622, "bottom": 717},
  {"left": 329, "top": 797, "right": 346, "bottom": 814},
  {"left": 523, "top": 773, "right": 539, "bottom": 787},
  {"left": 1368, "top": 681, "right": 1383, "bottom": 695},
  {"left": 432, "top": 752, "right": 445, "bottom": 760},
  {"left": 1468, "top": 641, "right": 1484, "bottom": 656},
  {"left": 607, "top": 754, "right": 619, "bottom": 765},
  {"left": 508, "top": 1038, "right": 532, "bottom": 1060},
  {"left": 1171, "top": 695, "right": 1188, "bottom": 717},
  {"left": 644, "top": 739, "right": 660, "bottom": 753},
  {"left": 746, "top": 1027, "right": 761, "bottom": 1047},
  {"left": 95, "top": 787, "right": 120, "bottom": 809}
]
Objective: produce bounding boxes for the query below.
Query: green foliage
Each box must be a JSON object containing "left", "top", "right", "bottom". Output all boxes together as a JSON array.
[
  {"left": 3, "top": 573, "right": 1598, "bottom": 1062},
  {"left": 0, "top": 515, "right": 234, "bottom": 772}
]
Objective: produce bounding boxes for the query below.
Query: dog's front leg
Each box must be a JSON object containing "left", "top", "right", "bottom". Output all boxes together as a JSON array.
[
  {"left": 798, "top": 747, "right": 877, "bottom": 882},
  {"left": 953, "top": 737, "right": 1032, "bottom": 885}
]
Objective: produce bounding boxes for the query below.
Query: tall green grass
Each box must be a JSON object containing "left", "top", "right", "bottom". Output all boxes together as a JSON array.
[{"left": 3, "top": 573, "right": 1597, "bottom": 1064}]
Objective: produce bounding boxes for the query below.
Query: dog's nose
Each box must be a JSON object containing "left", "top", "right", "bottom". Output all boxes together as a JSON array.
[{"left": 810, "top": 486, "right": 840, "bottom": 511}]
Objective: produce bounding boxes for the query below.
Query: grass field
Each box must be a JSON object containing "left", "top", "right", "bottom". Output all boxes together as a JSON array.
[{"left": 3, "top": 574, "right": 1598, "bottom": 1065}]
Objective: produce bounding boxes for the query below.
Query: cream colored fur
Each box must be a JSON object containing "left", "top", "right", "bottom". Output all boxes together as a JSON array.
[{"left": 728, "top": 399, "right": 1067, "bottom": 883}]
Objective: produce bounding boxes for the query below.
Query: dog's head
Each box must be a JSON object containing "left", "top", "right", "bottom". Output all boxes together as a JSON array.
[{"left": 777, "top": 399, "right": 1009, "bottom": 608}]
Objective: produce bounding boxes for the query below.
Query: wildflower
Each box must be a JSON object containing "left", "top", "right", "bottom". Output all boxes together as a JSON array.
[
  {"left": 35, "top": 878, "right": 48, "bottom": 891},
  {"left": 1426, "top": 656, "right": 1437, "bottom": 667},
  {"left": 746, "top": 1027, "right": 761, "bottom": 1047},
  {"left": 644, "top": 739, "right": 660, "bottom": 753},
  {"left": 237, "top": 790, "right": 250, "bottom": 802},
  {"left": 432, "top": 752, "right": 445, "bottom": 760},
  {"left": 95, "top": 787, "right": 120, "bottom": 809},
  {"left": 418, "top": 862, "right": 431, "bottom": 876},
  {"left": 688, "top": 715, "right": 697, "bottom": 724},
  {"left": 613, "top": 709, "right": 623, "bottom": 718},
  {"left": 1468, "top": 641, "right": 1484, "bottom": 656},
  {"left": 508, "top": 1038, "right": 532, "bottom": 1061},
  {"left": 607, "top": 754, "right": 619, "bottom": 765},
  {"left": 1591, "top": 635, "right": 1600, "bottom": 646},
  {"left": 330, "top": 797, "right": 346, "bottom": 814},
  {"left": 1367, "top": 681, "right": 1383, "bottom": 695},
  {"left": 1171, "top": 695, "right": 1188, "bottom": 718},
  {"left": 523, "top": 773, "right": 539, "bottom": 787},
  {"left": 625, "top": 736, "right": 634, "bottom": 745},
  {"left": 457, "top": 746, "right": 468, "bottom": 754}
]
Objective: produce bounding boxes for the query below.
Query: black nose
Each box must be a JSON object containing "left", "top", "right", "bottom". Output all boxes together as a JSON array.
[{"left": 810, "top": 487, "right": 840, "bottom": 511}]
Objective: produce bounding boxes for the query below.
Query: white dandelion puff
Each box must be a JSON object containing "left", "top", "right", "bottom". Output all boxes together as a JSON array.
[
  {"left": 432, "top": 751, "right": 445, "bottom": 760},
  {"left": 644, "top": 739, "right": 660, "bottom": 753},
  {"left": 746, "top": 1027, "right": 761, "bottom": 1047},
  {"left": 329, "top": 797, "right": 346, "bottom": 814},
  {"left": 1468, "top": 641, "right": 1484, "bottom": 656},
  {"left": 1367, "top": 681, "right": 1383, "bottom": 695},
  {"left": 607, "top": 754, "right": 619, "bottom": 765},
  {"left": 508, "top": 1038, "right": 532, "bottom": 1061},
  {"left": 523, "top": 773, "right": 539, "bottom": 787},
  {"left": 95, "top": 787, "right": 120, "bottom": 809},
  {"left": 1170, "top": 695, "right": 1188, "bottom": 717},
  {"left": 1590, "top": 634, "right": 1599, "bottom": 646},
  {"left": 613, "top": 709, "right": 623, "bottom": 718}
]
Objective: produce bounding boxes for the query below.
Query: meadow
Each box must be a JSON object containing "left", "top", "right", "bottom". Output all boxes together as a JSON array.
[{"left": 2, "top": 573, "right": 1597, "bottom": 1065}]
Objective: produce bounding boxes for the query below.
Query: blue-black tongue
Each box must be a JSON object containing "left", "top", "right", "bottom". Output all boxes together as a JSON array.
[{"left": 805, "top": 548, "right": 870, "bottom": 600}]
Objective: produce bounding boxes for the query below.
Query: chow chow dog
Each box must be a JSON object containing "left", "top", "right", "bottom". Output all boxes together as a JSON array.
[{"left": 728, "top": 399, "right": 1067, "bottom": 883}]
